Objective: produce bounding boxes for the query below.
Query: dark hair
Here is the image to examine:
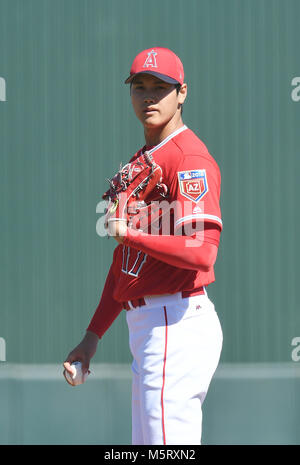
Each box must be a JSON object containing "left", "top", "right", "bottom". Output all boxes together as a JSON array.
[{"left": 175, "top": 83, "right": 181, "bottom": 93}]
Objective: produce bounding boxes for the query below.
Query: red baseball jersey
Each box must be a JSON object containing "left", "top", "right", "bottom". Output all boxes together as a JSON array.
[
  {"left": 113, "top": 125, "right": 222, "bottom": 300},
  {"left": 87, "top": 125, "right": 223, "bottom": 338}
]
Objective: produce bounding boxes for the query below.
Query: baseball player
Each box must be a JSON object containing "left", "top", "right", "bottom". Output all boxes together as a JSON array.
[{"left": 64, "top": 47, "right": 223, "bottom": 445}]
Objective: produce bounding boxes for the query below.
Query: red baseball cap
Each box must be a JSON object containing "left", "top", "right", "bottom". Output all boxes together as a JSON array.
[{"left": 125, "top": 47, "right": 184, "bottom": 85}]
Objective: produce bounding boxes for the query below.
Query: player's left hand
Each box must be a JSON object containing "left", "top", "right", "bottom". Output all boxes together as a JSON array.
[{"left": 108, "top": 219, "right": 127, "bottom": 243}]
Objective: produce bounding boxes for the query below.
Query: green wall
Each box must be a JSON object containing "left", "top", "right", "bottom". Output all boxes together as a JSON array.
[
  {"left": 1, "top": 362, "right": 299, "bottom": 445},
  {"left": 1, "top": 0, "right": 300, "bottom": 364}
]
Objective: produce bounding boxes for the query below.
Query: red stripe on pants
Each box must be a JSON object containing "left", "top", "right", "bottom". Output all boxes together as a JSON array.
[{"left": 161, "top": 306, "right": 168, "bottom": 445}]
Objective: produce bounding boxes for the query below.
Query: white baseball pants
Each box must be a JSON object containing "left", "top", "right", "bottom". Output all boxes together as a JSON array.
[{"left": 126, "top": 291, "right": 223, "bottom": 445}]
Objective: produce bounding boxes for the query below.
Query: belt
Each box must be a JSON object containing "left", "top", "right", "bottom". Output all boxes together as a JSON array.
[{"left": 122, "top": 286, "right": 206, "bottom": 311}]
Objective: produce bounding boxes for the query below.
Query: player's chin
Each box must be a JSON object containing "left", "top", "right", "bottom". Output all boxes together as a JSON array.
[{"left": 141, "top": 114, "right": 166, "bottom": 128}]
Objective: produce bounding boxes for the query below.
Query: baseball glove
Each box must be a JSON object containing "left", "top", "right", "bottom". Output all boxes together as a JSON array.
[{"left": 103, "top": 152, "right": 168, "bottom": 233}]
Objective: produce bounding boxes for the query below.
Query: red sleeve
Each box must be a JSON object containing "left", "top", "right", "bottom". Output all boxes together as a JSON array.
[
  {"left": 173, "top": 155, "right": 223, "bottom": 233},
  {"left": 123, "top": 223, "right": 221, "bottom": 271},
  {"left": 86, "top": 251, "right": 123, "bottom": 339}
]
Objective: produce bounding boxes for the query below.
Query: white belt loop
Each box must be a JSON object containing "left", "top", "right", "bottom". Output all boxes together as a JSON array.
[{"left": 128, "top": 300, "right": 135, "bottom": 310}]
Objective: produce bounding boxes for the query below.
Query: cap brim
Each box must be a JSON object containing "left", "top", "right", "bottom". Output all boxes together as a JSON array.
[{"left": 125, "top": 70, "right": 180, "bottom": 85}]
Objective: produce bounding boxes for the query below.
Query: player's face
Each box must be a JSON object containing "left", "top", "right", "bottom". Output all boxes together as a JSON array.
[{"left": 130, "top": 74, "right": 186, "bottom": 129}]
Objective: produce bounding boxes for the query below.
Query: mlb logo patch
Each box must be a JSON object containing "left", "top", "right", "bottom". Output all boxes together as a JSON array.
[{"left": 178, "top": 169, "right": 208, "bottom": 202}]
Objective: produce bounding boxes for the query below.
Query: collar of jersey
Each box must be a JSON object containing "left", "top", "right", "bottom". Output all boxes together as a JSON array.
[{"left": 144, "top": 125, "right": 188, "bottom": 155}]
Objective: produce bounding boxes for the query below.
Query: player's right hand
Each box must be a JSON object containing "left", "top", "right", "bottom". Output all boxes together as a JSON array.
[{"left": 63, "top": 330, "right": 99, "bottom": 377}]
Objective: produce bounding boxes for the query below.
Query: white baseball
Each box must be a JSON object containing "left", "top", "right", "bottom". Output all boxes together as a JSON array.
[{"left": 64, "top": 361, "right": 89, "bottom": 386}]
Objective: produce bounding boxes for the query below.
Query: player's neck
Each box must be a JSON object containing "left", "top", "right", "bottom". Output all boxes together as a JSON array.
[{"left": 144, "top": 117, "right": 185, "bottom": 148}]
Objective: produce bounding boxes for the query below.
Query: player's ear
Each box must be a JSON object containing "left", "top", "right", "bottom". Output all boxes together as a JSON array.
[{"left": 178, "top": 83, "right": 187, "bottom": 105}]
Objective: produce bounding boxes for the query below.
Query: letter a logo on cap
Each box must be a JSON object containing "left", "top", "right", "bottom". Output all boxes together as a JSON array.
[{"left": 143, "top": 50, "right": 158, "bottom": 68}]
